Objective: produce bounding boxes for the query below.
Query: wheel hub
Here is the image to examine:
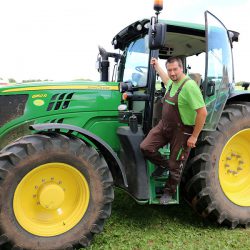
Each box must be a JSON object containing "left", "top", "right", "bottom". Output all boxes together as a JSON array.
[
  {"left": 13, "top": 162, "right": 90, "bottom": 236},
  {"left": 39, "top": 183, "right": 65, "bottom": 210},
  {"left": 224, "top": 151, "right": 244, "bottom": 176},
  {"left": 219, "top": 128, "right": 250, "bottom": 206}
]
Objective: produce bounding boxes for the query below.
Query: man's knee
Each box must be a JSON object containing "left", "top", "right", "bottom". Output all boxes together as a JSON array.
[
  {"left": 140, "top": 141, "right": 155, "bottom": 156},
  {"left": 140, "top": 141, "right": 149, "bottom": 154}
]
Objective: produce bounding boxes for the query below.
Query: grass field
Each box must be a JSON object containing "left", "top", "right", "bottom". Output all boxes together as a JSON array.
[{"left": 81, "top": 189, "right": 250, "bottom": 250}]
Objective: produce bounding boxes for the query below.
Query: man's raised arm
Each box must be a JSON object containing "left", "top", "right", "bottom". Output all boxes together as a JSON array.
[{"left": 151, "top": 57, "right": 169, "bottom": 85}]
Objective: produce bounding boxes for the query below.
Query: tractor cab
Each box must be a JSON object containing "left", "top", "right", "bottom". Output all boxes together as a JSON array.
[
  {"left": 114, "top": 18, "right": 207, "bottom": 133},
  {"left": 97, "top": 6, "right": 239, "bottom": 135},
  {"left": 112, "top": 12, "right": 239, "bottom": 133}
]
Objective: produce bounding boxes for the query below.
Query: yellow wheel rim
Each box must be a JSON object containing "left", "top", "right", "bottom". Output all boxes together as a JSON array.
[
  {"left": 219, "top": 128, "right": 250, "bottom": 206},
  {"left": 13, "top": 163, "right": 90, "bottom": 236}
]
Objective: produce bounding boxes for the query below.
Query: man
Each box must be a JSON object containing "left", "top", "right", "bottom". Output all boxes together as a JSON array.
[{"left": 140, "top": 56, "right": 207, "bottom": 204}]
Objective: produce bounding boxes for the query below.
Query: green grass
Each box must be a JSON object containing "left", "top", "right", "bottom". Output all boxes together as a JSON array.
[{"left": 80, "top": 189, "right": 250, "bottom": 250}]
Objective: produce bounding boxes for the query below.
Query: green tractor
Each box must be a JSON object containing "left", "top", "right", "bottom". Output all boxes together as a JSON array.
[{"left": 0, "top": 1, "right": 249, "bottom": 249}]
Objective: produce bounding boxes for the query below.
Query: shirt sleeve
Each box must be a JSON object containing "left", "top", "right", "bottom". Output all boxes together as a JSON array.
[
  {"left": 164, "top": 80, "right": 172, "bottom": 96},
  {"left": 183, "top": 80, "right": 205, "bottom": 110}
]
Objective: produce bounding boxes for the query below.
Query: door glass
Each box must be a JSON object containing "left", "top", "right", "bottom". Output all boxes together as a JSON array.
[
  {"left": 206, "top": 13, "right": 233, "bottom": 91},
  {"left": 204, "top": 11, "right": 233, "bottom": 129}
]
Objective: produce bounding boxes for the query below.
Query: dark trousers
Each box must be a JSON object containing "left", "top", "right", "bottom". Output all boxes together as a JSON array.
[{"left": 140, "top": 120, "right": 192, "bottom": 195}]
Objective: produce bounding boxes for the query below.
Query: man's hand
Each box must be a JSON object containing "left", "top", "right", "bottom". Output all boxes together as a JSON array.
[
  {"left": 151, "top": 57, "right": 159, "bottom": 68},
  {"left": 187, "top": 135, "right": 197, "bottom": 148},
  {"left": 187, "top": 106, "right": 207, "bottom": 148},
  {"left": 150, "top": 57, "right": 169, "bottom": 84}
]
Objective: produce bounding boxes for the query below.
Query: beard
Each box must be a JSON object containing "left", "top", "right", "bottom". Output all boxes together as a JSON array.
[
  {"left": 169, "top": 72, "right": 184, "bottom": 82},
  {"left": 170, "top": 75, "right": 178, "bottom": 81}
]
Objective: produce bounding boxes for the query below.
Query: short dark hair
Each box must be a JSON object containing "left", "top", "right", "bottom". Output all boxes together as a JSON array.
[{"left": 165, "top": 56, "right": 183, "bottom": 68}]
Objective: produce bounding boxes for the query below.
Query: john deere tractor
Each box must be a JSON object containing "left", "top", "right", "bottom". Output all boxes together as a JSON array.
[{"left": 0, "top": 1, "right": 249, "bottom": 249}]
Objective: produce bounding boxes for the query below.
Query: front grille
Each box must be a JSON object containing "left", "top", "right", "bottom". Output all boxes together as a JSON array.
[{"left": 0, "top": 94, "right": 28, "bottom": 126}]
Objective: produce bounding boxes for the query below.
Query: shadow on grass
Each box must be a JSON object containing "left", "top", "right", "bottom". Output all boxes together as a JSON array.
[
  {"left": 82, "top": 188, "right": 250, "bottom": 250},
  {"left": 111, "top": 188, "right": 217, "bottom": 230}
]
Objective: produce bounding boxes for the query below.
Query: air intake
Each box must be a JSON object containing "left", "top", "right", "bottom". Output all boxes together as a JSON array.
[{"left": 47, "top": 93, "right": 74, "bottom": 111}]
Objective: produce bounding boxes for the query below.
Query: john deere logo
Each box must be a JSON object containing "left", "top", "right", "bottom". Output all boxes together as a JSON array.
[{"left": 33, "top": 99, "right": 45, "bottom": 106}]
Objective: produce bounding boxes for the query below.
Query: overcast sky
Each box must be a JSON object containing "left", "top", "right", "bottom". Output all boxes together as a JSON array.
[{"left": 0, "top": 0, "right": 249, "bottom": 82}]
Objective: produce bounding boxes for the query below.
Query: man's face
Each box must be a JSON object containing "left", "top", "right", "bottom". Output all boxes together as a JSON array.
[{"left": 166, "top": 61, "right": 183, "bottom": 82}]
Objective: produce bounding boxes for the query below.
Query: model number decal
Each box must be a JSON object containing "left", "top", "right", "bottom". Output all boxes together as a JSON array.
[{"left": 32, "top": 94, "right": 48, "bottom": 98}]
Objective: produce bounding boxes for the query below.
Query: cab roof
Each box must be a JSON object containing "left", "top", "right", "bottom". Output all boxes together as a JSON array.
[{"left": 112, "top": 19, "right": 205, "bottom": 51}]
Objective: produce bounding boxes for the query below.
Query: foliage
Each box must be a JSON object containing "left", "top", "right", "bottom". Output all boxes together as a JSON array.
[
  {"left": 22, "top": 79, "right": 51, "bottom": 83},
  {"left": 79, "top": 189, "right": 250, "bottom": 250},
  {"left": 8, "top": 78, "right": 16, "bottom": 83},
  {"left": 235, "top": 81, "right": 250, "bottom": 91},
  {"left": 72, "top": 78, "right": 93, "bottom": 81}
]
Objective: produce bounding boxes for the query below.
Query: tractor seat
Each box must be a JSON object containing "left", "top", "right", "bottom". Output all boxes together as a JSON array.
[{"left": 188, "top": 73, "right": 202, "bottom": 86}]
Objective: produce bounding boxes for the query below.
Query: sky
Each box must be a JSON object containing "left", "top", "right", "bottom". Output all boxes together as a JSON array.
[{"left": 0, "top": 0, "right": 249, "bottom": 82}]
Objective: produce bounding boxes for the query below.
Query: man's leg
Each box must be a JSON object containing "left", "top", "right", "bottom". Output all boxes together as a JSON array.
[
  {"left": 160, "top": 131, "right": 191, "bottom": 204},
  {"left": 140, "top": 120, "right": 169, "bottom": 173}
]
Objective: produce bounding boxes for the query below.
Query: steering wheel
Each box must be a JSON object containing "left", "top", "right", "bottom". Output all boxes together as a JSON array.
[{"left": 135, "top": 66, "right": 148, "bottom": 73}]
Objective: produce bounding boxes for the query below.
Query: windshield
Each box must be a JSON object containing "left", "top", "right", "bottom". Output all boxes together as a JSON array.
[{"left": 122, "top": 36, "right": 149, "bottom": 87}]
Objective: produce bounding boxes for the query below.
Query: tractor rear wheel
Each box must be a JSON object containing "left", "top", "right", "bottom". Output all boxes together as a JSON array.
[
  {"left": 0, "top": 133, "right": 114, "bottom": 249},
  {"left": 182, "top": 103, "right": 250, "bottom": 228}
]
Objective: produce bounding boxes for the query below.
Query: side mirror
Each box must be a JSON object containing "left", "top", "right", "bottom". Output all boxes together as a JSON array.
[{"left": 148, "top": 22, "right": 166, "bottom": 50}]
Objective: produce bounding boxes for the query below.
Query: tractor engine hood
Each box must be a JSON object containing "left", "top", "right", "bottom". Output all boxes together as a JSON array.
[{"left": 0, "top": 81, "right": 121, "bottom": 121}]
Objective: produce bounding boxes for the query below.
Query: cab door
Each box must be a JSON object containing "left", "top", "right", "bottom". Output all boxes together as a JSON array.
[{"left": 204, "top": 11, "right": 234, "bottom": 130}]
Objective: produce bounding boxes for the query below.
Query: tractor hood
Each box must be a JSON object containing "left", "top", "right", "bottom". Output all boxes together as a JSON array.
[
  {"left": 0, "top": 80, "right": 123, "bottom": 152},
  {"left": 0, "top": 80, "right": 121, "bottom": 112},
  {"left": 0, "top": 80, "right": 121, "bottom": 130}
]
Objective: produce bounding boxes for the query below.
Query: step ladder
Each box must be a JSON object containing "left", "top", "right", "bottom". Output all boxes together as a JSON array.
[{"left": 147, "top": 145, "right": 179, "bottom": 205}]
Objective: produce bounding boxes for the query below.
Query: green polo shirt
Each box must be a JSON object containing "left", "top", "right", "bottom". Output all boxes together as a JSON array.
[{"left": 165, "top": 77, "right": 205, "bottom": 125}]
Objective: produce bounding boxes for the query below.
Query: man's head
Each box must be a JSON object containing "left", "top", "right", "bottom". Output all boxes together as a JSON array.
[{"left": 165, "top": 56, "right": 184, "bottom": 82}]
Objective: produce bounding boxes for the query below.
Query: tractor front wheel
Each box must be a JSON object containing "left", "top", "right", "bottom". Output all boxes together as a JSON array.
[{"left": 0, "top": 133, "right": 114, "bottom": 249}]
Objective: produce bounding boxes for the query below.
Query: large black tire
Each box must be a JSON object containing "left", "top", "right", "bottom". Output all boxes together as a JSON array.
[
  {"left": 0, "top": 133, "right": 114, "bottom": 250},
  {"left": 182, "top": 103, "right": 250, "bottom": 228}
]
